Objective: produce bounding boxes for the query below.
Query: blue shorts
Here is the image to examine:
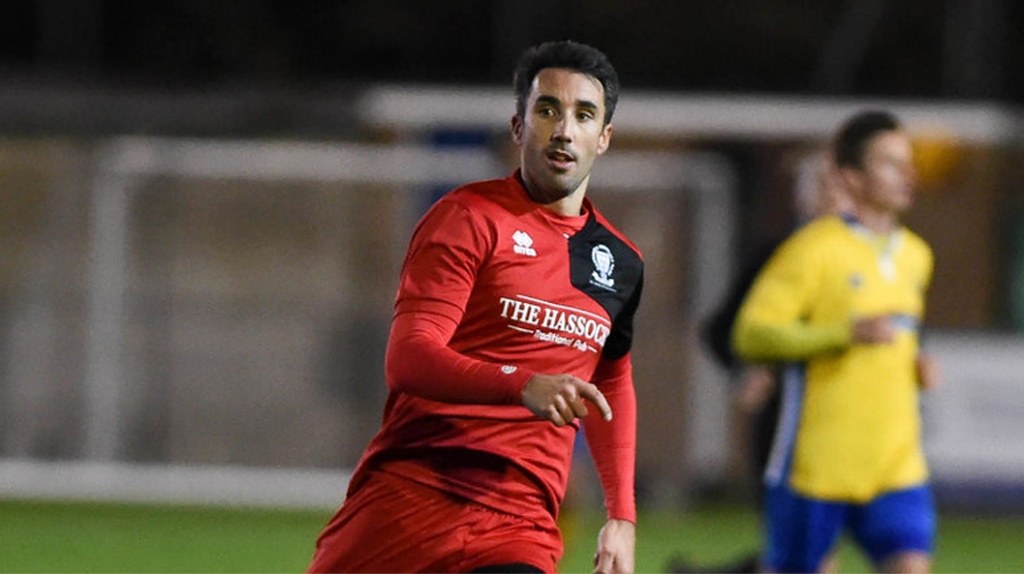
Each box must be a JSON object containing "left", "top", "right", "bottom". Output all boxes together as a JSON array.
[{"left": 763, "top": 483, "right": 935, "bottom": 573}]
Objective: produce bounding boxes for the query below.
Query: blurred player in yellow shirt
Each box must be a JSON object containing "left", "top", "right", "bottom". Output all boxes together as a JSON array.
[{"left": 733, "top": 110, "right": 938, "bottom": 573}]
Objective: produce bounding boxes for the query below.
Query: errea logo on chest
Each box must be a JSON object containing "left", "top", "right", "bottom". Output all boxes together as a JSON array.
[{"left": 512, "top": 230, "right": 537, "bottom": 257}]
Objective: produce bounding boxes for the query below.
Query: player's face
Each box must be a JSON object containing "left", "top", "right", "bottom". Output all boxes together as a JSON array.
[
  {"left": 859, "top": 130, "right": 917, "bottom": 214},
  {"left": 511, "top": 68, "right": 613, "bottom": 206}
]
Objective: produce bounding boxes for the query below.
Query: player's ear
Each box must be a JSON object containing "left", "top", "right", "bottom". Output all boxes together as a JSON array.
[
  {"left": 511, "top": 114, "right": 523, "bottom": 145},
  {"left": 837, "top": 165, "right": 861, "bottom": 192},
  {"left": 596, "top": 123, "right": 613, "bottom": 155}
]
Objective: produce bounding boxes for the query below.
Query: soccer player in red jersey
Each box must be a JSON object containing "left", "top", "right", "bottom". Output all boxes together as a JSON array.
[{"left": 307, "top": 41, "right": 643, "bottom": 573}]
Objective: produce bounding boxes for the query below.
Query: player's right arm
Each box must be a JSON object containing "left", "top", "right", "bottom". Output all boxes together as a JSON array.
[
  {"left": 388, "top": 311, "right": 612, "bottom": 423},
  {"left": 385, "top": 198, "right": 536, "bottom": 405},
  {"left": 733, "top": 315, "right": 850, "bottom": 362},
  {"left": 731, "top": 232, "right": 843, "bottom": 362},
  {"left": 731, "top": 231, "right": 898, "bottom": 364},
  {"left": 385, "top": 197, "right": 610, "bottom": 422}
]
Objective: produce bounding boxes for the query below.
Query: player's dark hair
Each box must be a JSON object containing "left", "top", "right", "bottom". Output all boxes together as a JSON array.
[
  {"left": 833, "top": 110, "right": 902, "bottom": 169},
  {"left": 513, "top": 40, "right": 619, "bottom": 126}
]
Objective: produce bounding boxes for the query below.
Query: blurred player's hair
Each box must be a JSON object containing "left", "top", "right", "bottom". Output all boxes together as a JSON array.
[{"left": 833, "top": 110, "right": 902, "bottom": 169}]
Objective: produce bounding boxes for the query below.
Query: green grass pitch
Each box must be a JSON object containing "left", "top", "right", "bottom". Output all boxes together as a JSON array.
[{"left": 1, "top": 498, "right": 1022, "bottom": 572}]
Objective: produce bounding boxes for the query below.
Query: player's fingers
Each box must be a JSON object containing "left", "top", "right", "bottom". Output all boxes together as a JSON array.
[
  {"left": 570, "top": 393, "right": 590, "bottom": 419},
  {"left": 546, "top": 404, "right": 567, "bottom": 427},
  {"left": 579, "top": 383, "right": 612, "bottom": 421},
  {"left": 593, "top": 551, "right": 613, "bottom": 574},
  {"left": 552, "top": 395, "right": 575, "bottom": 425}
]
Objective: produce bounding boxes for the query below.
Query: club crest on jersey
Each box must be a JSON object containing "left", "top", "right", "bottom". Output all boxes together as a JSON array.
[
  {"left": 512, "top": 230, "right": 537, "bottom": 257},
  {"left": 590, "top": 244, "right": 616, "bottom": 291}
]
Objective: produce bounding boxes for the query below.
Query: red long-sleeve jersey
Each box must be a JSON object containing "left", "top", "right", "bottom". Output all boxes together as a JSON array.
[{"left": 346, "top": 171, "right": 644, "bottom": 524}]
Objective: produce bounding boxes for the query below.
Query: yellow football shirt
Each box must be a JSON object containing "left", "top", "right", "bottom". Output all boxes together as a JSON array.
[{"left": 733, "top": 214, "right": 933, "bottom": 503}]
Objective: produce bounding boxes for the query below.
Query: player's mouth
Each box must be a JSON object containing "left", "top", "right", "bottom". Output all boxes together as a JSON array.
[{"left": 545, "top": 149, "right": 576, "bottom": 171}]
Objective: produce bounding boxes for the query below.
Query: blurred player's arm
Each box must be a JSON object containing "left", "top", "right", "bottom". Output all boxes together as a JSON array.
[
  {"left": 730, "top": 236, "right": 841, "bottom": 363},
  {"left": 730, "top": 234, "right": 903, "bottom": 364},
  {"left": 733, "top": 303, "right": 902, "bottom": 363},
  {"left": 733, "top": 318, "right": 849, "bottom": 363}
]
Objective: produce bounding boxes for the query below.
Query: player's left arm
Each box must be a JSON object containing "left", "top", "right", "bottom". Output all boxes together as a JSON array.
[
  {"left": 585, "top": 245, "right": 641, "bottom": 573},
  {"left": 582, "top": 270, "right": 642, "bottom": 525},
  {"left": 583, "top": 352, "right": 636, "bottom": 573},
  {"left": 582, "top": 353, "right": 636, "bottom": 522}
]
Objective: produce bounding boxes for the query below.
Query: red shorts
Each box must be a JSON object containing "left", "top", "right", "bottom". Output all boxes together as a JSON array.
[{"left": 308, "top": 469, "right": 563, "bottom": 573}]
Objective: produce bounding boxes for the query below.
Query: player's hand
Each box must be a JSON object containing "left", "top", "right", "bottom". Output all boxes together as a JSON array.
[
  {"left": 521, "top": 373, "right": 612, "bottom": 426},
  {"left": 851, "top": 315, "right": 895, "bottom": 344},
  {"left": 593, "top": 518, "right": 635, "bottom": 574},
  {"left": 735, "top": 364, "right": 776, "bottom": 414},
  {"left": 917, "top": 353, "right": 940, "bottom": 391}
]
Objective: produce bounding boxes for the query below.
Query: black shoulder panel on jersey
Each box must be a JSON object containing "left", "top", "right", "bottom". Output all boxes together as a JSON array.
[{"left": 568, "top": 215, "right": 644, "bottom": 359}]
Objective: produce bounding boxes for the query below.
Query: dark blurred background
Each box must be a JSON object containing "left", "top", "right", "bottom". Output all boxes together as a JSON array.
[{"left": 0, "top": 0, "right": 1019, "bottom": 133}]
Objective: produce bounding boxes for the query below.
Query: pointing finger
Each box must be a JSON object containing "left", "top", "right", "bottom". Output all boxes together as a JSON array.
[
  {"left": 569, "top": 391, "right": 589, "bottom": 419},
  {"left": 580, "top": 383, "right": 613, "bottom": 421}
]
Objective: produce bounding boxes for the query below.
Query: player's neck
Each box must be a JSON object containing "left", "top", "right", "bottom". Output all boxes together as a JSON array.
[
  {"left": 547, "top": 192, "right": 586, "bottom": 217},
  {"left": 518, "top": 171, "right": 588, "bottom": 217},
  {"left": 540, "top": 180, "right": 589, "bottom": 217},
  {"left": 853, "top": 205, "right": 898, "bottom": 235}
]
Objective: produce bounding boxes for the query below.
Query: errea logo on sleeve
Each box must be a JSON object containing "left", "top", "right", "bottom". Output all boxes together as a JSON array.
[{"left": 512, "top": 230, "right": 537, "bottom": 257}]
